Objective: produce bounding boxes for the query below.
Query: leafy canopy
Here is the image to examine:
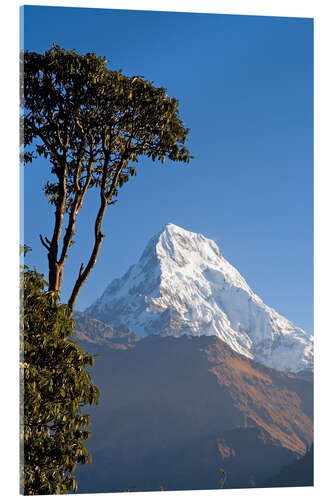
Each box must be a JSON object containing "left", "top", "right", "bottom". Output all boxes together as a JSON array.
[
  {"left": 21, "top": 262, "right": 99, "bottom": 495},
  {"left": 22, "top": 44, "right": 191, "bottom": 206}
]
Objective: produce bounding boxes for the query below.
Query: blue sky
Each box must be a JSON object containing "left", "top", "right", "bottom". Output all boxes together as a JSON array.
[{"left": 22, "top": 6, "right": 313, "bottom": 333}]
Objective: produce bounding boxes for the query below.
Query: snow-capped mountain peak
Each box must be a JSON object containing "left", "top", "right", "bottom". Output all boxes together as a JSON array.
[
  {"left": 157, "top": 223, "right": 255, "bottom": 294},
  {"left": 85, "top": 223, "right": 313, "bottom": 374}
]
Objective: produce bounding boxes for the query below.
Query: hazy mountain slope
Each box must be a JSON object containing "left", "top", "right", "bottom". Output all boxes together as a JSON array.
[
  {"left": 76, "top": 334, "right": 313, "bottom": 493},
  {"left": 259, "top": 444, "right": 313, "bottom": 488},
  {"left": 85, "top": 223, "right": 313, "bottom": 373},
  {"left": 80, "top": 427, "right": 298, "bottom": 492}
]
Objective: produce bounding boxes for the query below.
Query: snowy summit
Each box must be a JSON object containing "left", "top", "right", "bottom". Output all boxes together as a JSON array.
[{"left": 85, "top": 223, "right": 313, "bottom": 374}]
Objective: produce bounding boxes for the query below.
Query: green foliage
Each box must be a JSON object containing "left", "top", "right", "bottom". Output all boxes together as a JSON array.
[
  {"left": 21, "top": 44, "right": 192, "bottom": 210},
  {"left": 21, "top": 264, "right": 99, "bottom": 495}
]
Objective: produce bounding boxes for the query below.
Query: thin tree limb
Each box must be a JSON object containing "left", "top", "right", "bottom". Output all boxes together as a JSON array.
[
  {"left": 39, "top": 235, "right": 50, "bottom": 251},
  {"left": 56, "top": 145, "right": 96, "bottom": 291}
]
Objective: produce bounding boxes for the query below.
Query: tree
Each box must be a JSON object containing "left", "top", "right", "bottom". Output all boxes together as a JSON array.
[
  {"left": 21, "top": 256, "right": 100, "bottom": 495},
  {"left": 21, "top": 44, "right": 192, "bottom": 311}
]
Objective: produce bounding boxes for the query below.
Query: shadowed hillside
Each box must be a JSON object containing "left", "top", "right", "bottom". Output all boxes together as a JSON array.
[
  {"left": 258, "top": 444, "right": 313, "bottom": 488},
  {"left": 75, "top": 334, "right": 313, "bottom": 493}
]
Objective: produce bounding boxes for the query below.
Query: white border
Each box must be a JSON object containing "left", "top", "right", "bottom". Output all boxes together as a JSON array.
[{"left": 2, "top": 1, "right": 332, "bottom": 499}]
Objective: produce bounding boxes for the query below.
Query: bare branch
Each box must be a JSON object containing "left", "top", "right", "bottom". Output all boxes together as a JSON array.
[
  {"left": 67, "top": 205, "right": 106, "bottom": 312},
  {"left": 67, "top": 147, "right": 115, "bottom": 312},
  {"left": 39, "top": 234, "right": 50, "bottom": 251},
  {"left": 78, "top": 263, "right": 84, "bottom": 279},
  {"left": 57, "top": 146, "right": 95, "bottom": 285}
]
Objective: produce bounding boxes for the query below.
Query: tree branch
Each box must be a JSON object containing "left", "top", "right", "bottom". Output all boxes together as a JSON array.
[
  {"left": 67, "top": 146, "right": 120, "bottom": 312},
  {"left": 39, "top": 234, "right": 50, "bottom": 251},
  {"left": 67, "top": 202, "right": 106, "bottom": 312},
  {"left": 57, "top": 145, "right": 95, "bottom": 291}
]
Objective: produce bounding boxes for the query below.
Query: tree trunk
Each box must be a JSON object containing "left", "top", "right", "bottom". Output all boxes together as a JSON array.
[{"left": 47, "top": 162, "right": 67, "bottom": 292}]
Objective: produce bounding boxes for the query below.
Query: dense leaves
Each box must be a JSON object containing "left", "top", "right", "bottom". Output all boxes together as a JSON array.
[
  {"left": 21, "top": 263, "right": 99, "bottom": 495},
  {"left": 21, "top": 45, "right": 192, "bottom": 309}
]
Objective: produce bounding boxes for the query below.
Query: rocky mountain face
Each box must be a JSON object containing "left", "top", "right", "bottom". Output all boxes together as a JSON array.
[
  {"left": 85, "top": 223, "right": 313, "bottom": 374},
  {"left": 75, "top": 334, "right": 313, "bottom": 493},
  {"left": 73, "top": 311, "right": 140, "bottom": 351}
]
